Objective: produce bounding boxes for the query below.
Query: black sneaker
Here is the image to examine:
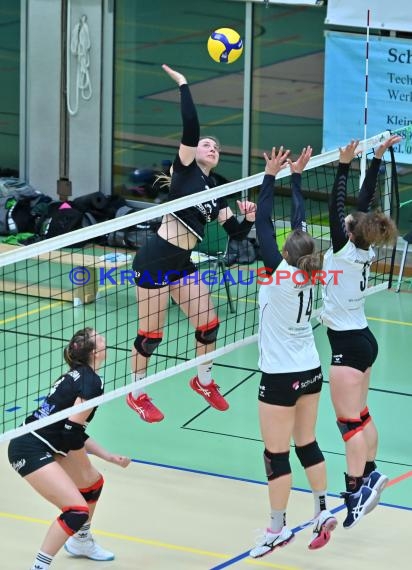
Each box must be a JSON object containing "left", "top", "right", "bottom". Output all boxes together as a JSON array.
[{"left": 341, "top": 486, "right": 378, "bottom": 529}]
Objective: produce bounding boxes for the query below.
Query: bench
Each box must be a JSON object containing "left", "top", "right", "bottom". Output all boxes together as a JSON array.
[{"left": 0, "top": 243, "right": 130, "bottom": 306}]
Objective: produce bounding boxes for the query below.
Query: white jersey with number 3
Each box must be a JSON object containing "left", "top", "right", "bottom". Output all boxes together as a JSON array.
[
  {"left": 320, "top": 240, "right": 375, "bottom": 331},
  {"left": 258, "top": 259, "right": 320, "bottom": 374}
]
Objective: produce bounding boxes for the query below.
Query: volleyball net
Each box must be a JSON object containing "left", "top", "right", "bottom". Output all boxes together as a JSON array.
[{"left": 0, "top": 130, "right": 399, "bottom": 442}]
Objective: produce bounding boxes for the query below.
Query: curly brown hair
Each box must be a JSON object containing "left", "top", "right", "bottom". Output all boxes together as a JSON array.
[{"left": 347, "top": 210, "right": 398, "bottom": 249}]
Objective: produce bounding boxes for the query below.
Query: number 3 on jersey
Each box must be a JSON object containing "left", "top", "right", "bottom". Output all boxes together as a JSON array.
[
  {"left": 297, "top": 289, "right": 313, "bottom": 323},
  {"left": 360, "top": 263, "right": 368, "bottom": 291}
]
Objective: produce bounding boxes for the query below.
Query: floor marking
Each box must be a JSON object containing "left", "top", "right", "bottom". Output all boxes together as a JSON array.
[
  {"left": 367, "top": 316, "right": 412, "bottom": 326},
  {"left": 386, "top": 470, "right": 412, "bottom": 487},
  {"left": 0, "top": 301, "right": 62, "bottom": 325},
  {"left": 209, "top": 469, "right": 412, "bottom": 569},
  {"left": 210, "top": 505, "right": 343, "bottom": 570},
  {"left": 0, "top": 512, "right": 299, "bottom": 569},
  {"left": 0, "top": 467, "right": 410, "bottom": 569}
]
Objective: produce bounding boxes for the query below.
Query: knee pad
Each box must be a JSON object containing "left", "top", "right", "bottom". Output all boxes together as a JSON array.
[
  {"left": 58, "top": 505, "right": 89, "bottom": 536},
  {"left": 337, "top": 417, "right": 363, "bottom": 441},
  {"left": 263, "top": 449, "right": 291, "bottom": 481},
  {"left": 360, "top": 406, "right": 371, "bottom": 427},
  {"left": 134, "top": 329, "right": 163, "bottom": 357},
  {"left": 195, "top": 317, "right": 220, "bottom": 345},
  {"left": 295, "top": 440, "right": 324, "bottom": 469},
  {"left": 79, "top": 474, "right": 104, "bottom": 504}
]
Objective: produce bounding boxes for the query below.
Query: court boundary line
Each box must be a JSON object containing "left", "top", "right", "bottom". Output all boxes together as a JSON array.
[
  {"left": 130, "top": 458, "right": 412, "bottom": 509},
  {"left": 1, "top": 460, "right": 410, "bottom": 570},
  {"left": 207, "top": 467, "right": 412, "bottom": 570},
  {"left": 179, "top": 427, "right": 412, "bottom": 469}
]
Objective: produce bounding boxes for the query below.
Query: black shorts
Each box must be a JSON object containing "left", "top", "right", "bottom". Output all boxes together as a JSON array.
[
  {"left": 258, "top": 366, "right": 323, "bottom": 407},
  {"left": 8, "top": 433, "right": 56, "bottom": 477},
  {"left": 327, "top": 327, "right": 378, "bottom": 372},
  {"left": 132, "top": 234, "right": 197, "bottom": 289}
]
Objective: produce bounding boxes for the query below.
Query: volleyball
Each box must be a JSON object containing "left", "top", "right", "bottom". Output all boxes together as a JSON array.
[{"left": 207, "top": 28, "right": 243, "bottom": 64}]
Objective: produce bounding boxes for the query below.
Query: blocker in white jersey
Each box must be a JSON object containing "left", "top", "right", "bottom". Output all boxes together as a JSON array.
[
  {"left": 259, "top": 258, "right": 320, "bottom": 373},
  {"left": 321, "top": 137, "right": 399, "bottom": 531},
  {"left": 249, "top": 145, "right": 337, "bottom": 558},
  {"left": 320, "top": 240, "right": 375, "bottom": 331}
]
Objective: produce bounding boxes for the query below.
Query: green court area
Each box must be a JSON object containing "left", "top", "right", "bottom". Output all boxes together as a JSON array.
[{"left": 89, "top": 288, "right": 412, "bottom": 510}]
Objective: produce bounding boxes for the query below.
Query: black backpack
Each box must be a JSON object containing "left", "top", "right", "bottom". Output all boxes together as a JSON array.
[
  {"left": 106, "top": 205, "right": 154, "bottom": 249},
  {"left": 37, "top": 202, "right": 94, "bottom": 240},
  {"left": 224, "top": 237, "right": 260, "bottom": 266}
]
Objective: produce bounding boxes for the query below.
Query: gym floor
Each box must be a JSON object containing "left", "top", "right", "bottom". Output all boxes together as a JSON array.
[
  {"left": 1, "top": 2, "right": 411, "bottom": 567},
  {"left": 0, "top": 285, "right": 411, "bottom": 569}
]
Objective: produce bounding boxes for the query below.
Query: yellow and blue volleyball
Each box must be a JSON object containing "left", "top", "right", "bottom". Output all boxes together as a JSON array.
[{"left": 207, "top": 28, "right": 243, "bottom": 64}]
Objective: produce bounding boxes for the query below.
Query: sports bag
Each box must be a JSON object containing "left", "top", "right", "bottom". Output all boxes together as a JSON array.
[{"left": 224, "top": 237, "right": 260, "bottom": 266}]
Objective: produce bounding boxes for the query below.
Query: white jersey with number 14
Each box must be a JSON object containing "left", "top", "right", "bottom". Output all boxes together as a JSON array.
[{"left": 258, "top": 259, "right": 320, "bottom": 374}]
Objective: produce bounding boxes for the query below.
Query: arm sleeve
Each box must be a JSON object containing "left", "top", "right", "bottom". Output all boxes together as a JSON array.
[
  {"left": 290, "top": 173, "right": 307, "bottom": 231},
  {"left": 222, "top": 216, "right": 254, "bottom": 240},
  {"left": 255, "top": 174, "right": 283, "bottom": 274},
  {"left": 357, "top": 157, "right": 381, "bottom": 212},
  {"left": 329, "top": 163, "right": 350, "bottom": 253},
  {"left": 180, "top": 84, "right": 199, "bottom": 147}
]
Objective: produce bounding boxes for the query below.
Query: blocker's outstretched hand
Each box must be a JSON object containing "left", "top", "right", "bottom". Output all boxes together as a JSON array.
[
  {"left": 374, "top": 134, "right": 402, "bottom": 160},
  {"left": 339, "top": 140, "right": 360, "bottom": 164},
  {"left": 288, "top": 146, "right": 313, "bottom": 174},
  {"left": 263, "top": 146, "right": 290, "bottom": 177}
]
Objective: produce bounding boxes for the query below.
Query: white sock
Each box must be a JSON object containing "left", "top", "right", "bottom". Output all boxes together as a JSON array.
[
  {"left": 131, "top": 372, "right": 145, "bottom": 398},
  {"left": 197, "top": 363, "right": 213, "bottom": 386},
  {"left": 74, "top": 522, "right": 91, "bottom": 541},
  {"left": 270, "top": 509, "right": 286, "bottom": 533},
  {"left": 313, "top": 490, "right": 327, "bottom": 517},
  {"left": 31, "top": 550, "right": 53, "bottom": 569}
]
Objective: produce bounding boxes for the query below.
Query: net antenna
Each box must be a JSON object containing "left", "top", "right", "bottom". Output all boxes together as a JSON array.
[{"left": 360, "top": 8, "right": 371, "bottom": 186}]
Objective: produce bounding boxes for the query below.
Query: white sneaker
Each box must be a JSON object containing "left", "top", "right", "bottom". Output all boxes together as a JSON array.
[
  {"left": 64, "top": 536, "right": 114, "bottom": 561},
  {"left": 308, "top": 510, "right": 338, "bottom": 550},
  {"left": 249, "top": 526, "right": 294, "bottom": 558}
]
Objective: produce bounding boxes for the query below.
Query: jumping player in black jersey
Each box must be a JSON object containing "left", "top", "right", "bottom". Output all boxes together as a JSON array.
[
  {"left": 320, "top": 135, "right": 400, "bottom": 529},
  {"left": 8, "top": 328, "right": 131, "bottom": 569},
  {"left": 127, "top": 64, "right": 256, "bottom": 423},
  {"left": 249, "top": 146, "right": 337, "bottom": 558}
]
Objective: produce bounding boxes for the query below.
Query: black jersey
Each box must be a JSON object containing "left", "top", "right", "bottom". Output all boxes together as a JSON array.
[
  {"left": 25, "top": 365, "right": 104, "bottom": 454},
  {"left": 168, "top": 157, "right": 227, "bottom": 241}
]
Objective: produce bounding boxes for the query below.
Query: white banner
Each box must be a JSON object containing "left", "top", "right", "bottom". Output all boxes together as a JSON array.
[{"left": 326, "top": 0, "right": 412, "bottom": 33}]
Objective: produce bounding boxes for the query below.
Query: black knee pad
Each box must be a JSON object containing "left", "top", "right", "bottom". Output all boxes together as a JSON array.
[
  {"left": 295, "top": 440, "right": 324, "bottom": 469},
  {"left": 263, "top": 449, "right": 291, "bottom": 481},
  {"left": 195, "top": 317, "right": 220, "bottom": 345},
  {"left": 58, "top": 505, "right": 89, "bottom": 536},
  {"left": 80, "top": 475, "right": 104, "bottom": 504},
  {"left": 134, "top": 330, "right": 163, "bottom": 357},
  {"left": 337, "top": 417, "right": 363, "bottom": 441}
]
